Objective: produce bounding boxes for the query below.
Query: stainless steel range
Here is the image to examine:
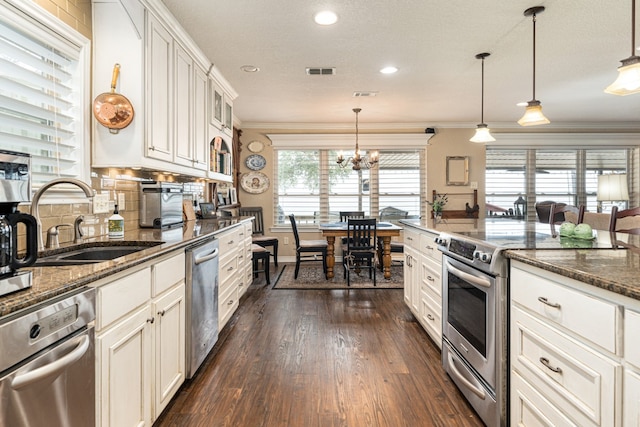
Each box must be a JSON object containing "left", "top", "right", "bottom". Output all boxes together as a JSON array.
[{"left": 435, "top": 219, "right": 624, "bottom": 427}]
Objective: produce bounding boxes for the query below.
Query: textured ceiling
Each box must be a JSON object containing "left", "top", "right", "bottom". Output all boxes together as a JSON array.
[{"left": 160, "top": 0, "right": 640, "bottom": 128}]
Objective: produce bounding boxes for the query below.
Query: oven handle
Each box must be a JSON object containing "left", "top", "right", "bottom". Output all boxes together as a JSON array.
[
  {"left": 11, "top": 335, "right": 90, "bottom": 390},
  {"left": 445, "top": 260, "right": 491, "bottom": 289},
  {"left": 447, "top": 352, "right": 487, "bottom": 400},
  {"left": 195, "top": 247, "right": 219, "bottom": 265}
]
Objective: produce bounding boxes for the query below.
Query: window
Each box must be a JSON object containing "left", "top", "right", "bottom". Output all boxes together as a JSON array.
[
  {"left": 486, "top": 148, "right": 630, "bottom": 218},
  {"left": 274, "top": 148, "right": 422, "bottom": 225},
  {"left": 0, "top": 2, "right": 90, "bottom": 193}
]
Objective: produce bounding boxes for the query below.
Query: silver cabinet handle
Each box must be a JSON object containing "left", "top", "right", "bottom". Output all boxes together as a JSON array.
[
  {"left": 427, "top": 314, "right": 435, "bottom": 321},
  {"left": 538, "top": 297, "right": 561, "bottom": 309},
  {"left": 227, "top": 300, "right": 234, "bottom": 306},
  {"left": 157, "top": 310, "right": 165, "bottom": 316},
  {"left": 427, "top": 275, "right": 435, "bottom": 282},
  {"left": 147, "top": 317, "right": 155, "bottom": 324},
  {"left": 539, "top": 357, "right": 562, "bottom": 374}
]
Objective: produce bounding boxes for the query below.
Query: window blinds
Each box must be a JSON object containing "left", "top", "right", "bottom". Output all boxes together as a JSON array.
[{"left": 0, "top": 8, "right": 85, "bottom": 189}]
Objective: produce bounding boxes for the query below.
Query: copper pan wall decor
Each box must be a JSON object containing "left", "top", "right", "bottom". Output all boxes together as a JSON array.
[{"left": 93, "top": 63, "right": 134, "bottom": 134}]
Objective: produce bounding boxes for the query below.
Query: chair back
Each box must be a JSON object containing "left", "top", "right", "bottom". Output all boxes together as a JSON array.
[
  {"left": 288, "top": 214, "right": 301, "bottom": 247},
  {"left": 610, "top": 206, "right": 640, "bottom": 233},
  {"left": 239, "top": 206, "right": 265, "bottom": 236},
  {"left": 535, "top": 201, "right": 561, "bottom": 223},
  {"left": 346, "top": 218, "right": 377, "bottom": 253},
  {"left": 549, "top": 204, "right": 585, "bottom": 225},
  {"left": 339, "top": 211, "right": 365, "bottom": 222}
]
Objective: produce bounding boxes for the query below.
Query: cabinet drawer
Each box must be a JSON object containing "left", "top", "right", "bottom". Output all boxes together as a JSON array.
[
  {"left": 218, "top": 284, "right": 238, "bottom": 328},
  {"left": 419, "top": 232, "right": 440, "bottom": 261},
  {"left": 97, "top": 267, "right": 152, "bottom": 330},
  {"left": 152, "top": 252, "right": 185, "bottom": 297},
  {"left": 511, "top": 266, "right": 619, "bottom": 354},
  {"left": 420, "top": 256, "right": 441, "bottom": 297},
  {"left": 419, "top": 286, "right": 442, "bottom": 345},
  {"left": 404, "top": 228, "right": 420, "bottom": 250},
  {"left": 511, "top": 306, "right": 620, "bottom": 426},
  {"left": 625, "top": 309, "right": 640, "bottom": 368},
  {"left": 511, "top": 372, "right": 578, "bottom": 427},
  {"left": 219, "top": 255, "right": 238, "bottom": 291},
  {"left": 218, "top": 228, "right": 241, "bottom": 259}
]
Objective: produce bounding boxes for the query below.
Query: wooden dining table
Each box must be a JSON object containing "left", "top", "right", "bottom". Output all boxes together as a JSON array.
[{"left": 318, "top": 222, "right": 403, "bottom": 280}]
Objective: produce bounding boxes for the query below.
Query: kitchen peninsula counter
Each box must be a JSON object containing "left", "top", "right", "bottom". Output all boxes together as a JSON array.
[
  {"left": 0, "top": 217, "right": 252, "bottom": 318},
  {"left": 506, "top": 248, "right": 640, "bottom": 302}
]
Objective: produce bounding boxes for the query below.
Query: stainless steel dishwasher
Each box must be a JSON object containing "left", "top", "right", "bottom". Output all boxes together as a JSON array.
[
  {"left": 0, "top": 287, "right": 96, "bottom": 427},
  {"left": 185, "top": 238, "right": 220, "bottom": 379}
]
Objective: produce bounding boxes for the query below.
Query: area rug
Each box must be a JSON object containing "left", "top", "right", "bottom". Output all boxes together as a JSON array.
[{"left": 273, "top": 263, "right": 404, "bottom": 290}]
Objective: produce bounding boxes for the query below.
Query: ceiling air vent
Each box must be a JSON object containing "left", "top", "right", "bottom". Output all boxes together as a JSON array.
[
  {"left": 353, "top": 91, "right": 379, "bottom": 97},
  {"left": 305, "top": 67, "right": 336, "bottom": 75}
]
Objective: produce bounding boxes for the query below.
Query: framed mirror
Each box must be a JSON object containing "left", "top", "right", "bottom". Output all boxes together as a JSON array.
[{"left": 446, "top": 156, "right": 469, "bottom": 186}]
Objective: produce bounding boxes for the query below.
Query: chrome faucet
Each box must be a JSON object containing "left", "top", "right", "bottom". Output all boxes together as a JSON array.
[{"left": 30, "top": 178, "right": 95, "bottom": 250}]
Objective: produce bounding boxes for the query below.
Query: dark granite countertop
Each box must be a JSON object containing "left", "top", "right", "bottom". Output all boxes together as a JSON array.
[
  {"left": 0, "top": 217, "right": 252, "bottom": 318},
  {"left": 505, "top": 248, "right": 640, "bottom": 301}
]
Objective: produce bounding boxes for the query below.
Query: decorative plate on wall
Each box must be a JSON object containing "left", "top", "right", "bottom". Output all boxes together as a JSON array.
[
  {"left": 241, "top": 171, "right": 270, "bottom": 194},
  {"left": 245, "top": 154, "right": 266, "bottom": 171},
  {"left": 247, "top": 140, "right": 264, "bottom": 153}
]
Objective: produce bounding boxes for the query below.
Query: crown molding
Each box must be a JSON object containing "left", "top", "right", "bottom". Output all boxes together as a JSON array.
[
  {"left": 268, "top": 133, "right": 433, "bottom": 149},
  {"left": 241, "top": 120, "right": 640, "bottom": 132}
]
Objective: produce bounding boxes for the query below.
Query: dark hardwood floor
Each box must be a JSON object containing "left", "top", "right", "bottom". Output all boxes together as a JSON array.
[{"left": 155, "top": 266, "right": 483, "bottom": 427}]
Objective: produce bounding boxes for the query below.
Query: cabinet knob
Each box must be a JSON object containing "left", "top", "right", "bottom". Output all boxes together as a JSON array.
[
  {"left": 157, "top": 310, "right": 165, "bottom": 316},
  {"left": 147, "top": 317, "right": 155, "bottom": 324}
]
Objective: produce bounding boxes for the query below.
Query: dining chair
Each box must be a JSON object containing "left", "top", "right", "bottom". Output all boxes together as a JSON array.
[
  {"left": 549, "top": 203, "right": 585, "bottom": 225},
  {"left": 342, "top": 218, "right": 377, "bottom": 286},
  {"left": 609, "top": 206, "right": 640, "bottom": 234},
  {"left": 239, "top": 206, "right": 278, "bottom": 266},
  {"left": 288, "top": 214, "right": 328, "bottom": 279},
  {"left": 339, "top": 211, "right": 365, "bottom": 245}
]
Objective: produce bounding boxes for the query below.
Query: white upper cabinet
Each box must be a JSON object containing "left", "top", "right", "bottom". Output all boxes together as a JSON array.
[{"left": 91, "top": 0, "right": 235, "bottom": 177}]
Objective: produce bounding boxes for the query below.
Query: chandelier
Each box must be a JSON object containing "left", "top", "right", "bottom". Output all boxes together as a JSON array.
[{"left": 336, "top": 108, "right": 378, "bottom": 170}]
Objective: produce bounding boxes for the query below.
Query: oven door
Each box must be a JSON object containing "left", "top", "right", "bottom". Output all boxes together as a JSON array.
[{"left": 442, "top": 254, "right": 496, "bottom": 390}]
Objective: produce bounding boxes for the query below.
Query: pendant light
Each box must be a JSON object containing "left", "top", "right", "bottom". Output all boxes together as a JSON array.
[
  {"left": 470, "top": 52, "right": 495, "bottom": 143},
  {"left": 518, "top": 6, "right": 550, "bottom": 126},
  {"left": 605, "top": 0, "right": 640, "bottom": 95}
]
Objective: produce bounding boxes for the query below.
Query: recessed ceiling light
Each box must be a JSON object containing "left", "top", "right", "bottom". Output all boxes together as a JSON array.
[
  {"left": 380, "top": 66, "right": 398, "bottom": 74},
  {"left": 314, "top": 11, "right": 338, "bottom": 25},
  {"left": 240, "top": 65, "right": 260, "bottom": 73}
]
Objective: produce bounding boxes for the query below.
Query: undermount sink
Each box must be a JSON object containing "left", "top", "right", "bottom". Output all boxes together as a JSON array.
[{"left": 35, "top": 242, "right": 164, "bottom": 267}]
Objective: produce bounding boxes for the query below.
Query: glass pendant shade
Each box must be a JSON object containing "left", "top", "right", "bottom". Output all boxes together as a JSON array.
[
  {"left": 605, "top": 56, "right": 640, "bottom": 95},
  {"left": 470, "top": 124, "right": 496, "bottom": 143},
  {"left": 518, "top": 100, "right": 550, "bottom": 126}
]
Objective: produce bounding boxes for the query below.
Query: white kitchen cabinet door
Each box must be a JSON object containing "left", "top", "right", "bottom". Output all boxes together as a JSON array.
[
  {"left": 403, "top": 245, "right": 420, "bottom": 315},
  {"left": 173, "top": 43, "right": 193, "bottom": 168},
  {"left": 97, "top": 305, "right": 153, "bottom": 427},
  {"left": 193, "top": 64, "right": 208, "bottom": 170},
  {"left": 146, "top": 14, "right": 173, "bottom": 162},
  {"left": 153, "top": 283, "right": 186, "bottom": 418},
  {"left": 624, "top": 369, "right": 640, "bottom": 426}
]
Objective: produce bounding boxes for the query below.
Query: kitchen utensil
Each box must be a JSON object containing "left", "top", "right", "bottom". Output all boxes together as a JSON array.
[{"left": 93, "top": 64, "right": 134, "bottom": 134}]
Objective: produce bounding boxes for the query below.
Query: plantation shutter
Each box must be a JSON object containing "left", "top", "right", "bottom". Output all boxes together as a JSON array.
[{"left": 0, "top": 5, "right": 87, "bottom": 191}]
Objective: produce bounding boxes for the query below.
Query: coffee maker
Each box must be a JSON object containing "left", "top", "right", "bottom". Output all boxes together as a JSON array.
[{"left": 0, "top": 151, "right": 38, "bottom": 298}]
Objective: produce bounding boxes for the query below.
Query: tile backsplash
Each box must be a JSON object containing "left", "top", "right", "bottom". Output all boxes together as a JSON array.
[{"left": 17, "top": 169, "right": 206, "bottom": 250}]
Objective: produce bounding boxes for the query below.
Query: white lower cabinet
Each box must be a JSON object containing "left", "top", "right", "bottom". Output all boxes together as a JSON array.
[
  {"left": 403, "top": 225, "right": 442, "bottom": 347},
  {"left": 95, "top": 252, "right": 186, "bottom": 427},
  {"left": 217, "top": 222, "right": 252, "bottom": 329},
  {"left": 510, "top": 261, "right": 624, "bottom": 427}
]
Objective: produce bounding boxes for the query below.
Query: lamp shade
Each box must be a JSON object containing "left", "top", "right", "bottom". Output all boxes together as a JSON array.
[
  {"left": 597, "top": 174, "right": 629, "bottom": 201},
  {"left": 470, "top": 124, "right": 496, "bottom": 143},
  {"left": 604, "top": 56, "right": 640, "bottom": 95},
  {"left": 517, "top": 100, "right": 550, "bottom": 126}
]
